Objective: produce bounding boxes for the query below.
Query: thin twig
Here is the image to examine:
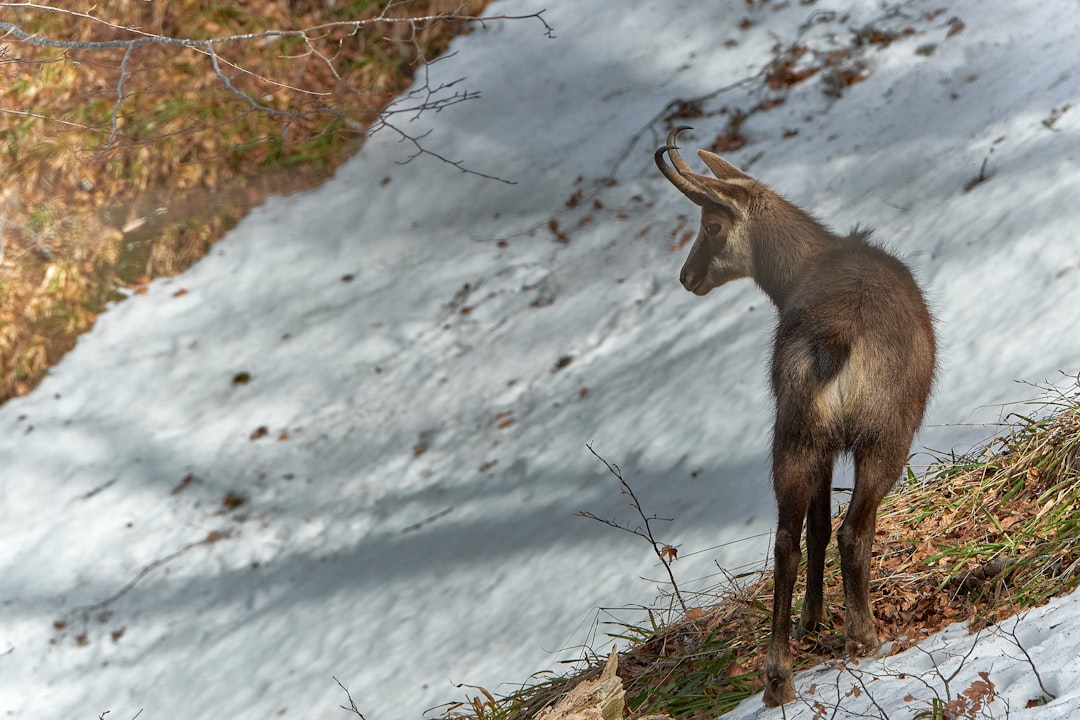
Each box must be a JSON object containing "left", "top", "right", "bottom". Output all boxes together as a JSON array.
[
  {"left": 101, "top": 44, "right": 135, "bottom": 155},
  {"left": 994, "top": 617, "right": 1056, "bottom": 701},
  {"left": 65, "top": 531, "right": 230, "bottom": 623},
  {"left": 377, "top": 116, "right": 516, "bottom": 184},
  {"left": 582, "top": 444, "right": 689, "bottom": 614},
  {"left": 333, "top": 677, "right": 368, "bottom": 719},
  {"left": 841, "top": 663, "right": 893, "bottom": 720}
]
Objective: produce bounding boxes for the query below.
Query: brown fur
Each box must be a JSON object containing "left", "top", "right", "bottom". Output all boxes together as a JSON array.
[{"left": 655, "top": 127, "right": 936, "bottom": 707}]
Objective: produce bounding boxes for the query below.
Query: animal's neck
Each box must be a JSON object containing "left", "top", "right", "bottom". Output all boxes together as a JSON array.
[{"left": 750, "top": 199, "right": 839, "bottom": 309}]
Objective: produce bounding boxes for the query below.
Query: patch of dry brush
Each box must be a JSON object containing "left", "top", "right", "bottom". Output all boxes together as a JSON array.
[
  {"left": 443, "top": 381, "right": 1080, "bottom": 720},
  {"left": 0, "top": 0, "right": 487, "bottom": 401}
]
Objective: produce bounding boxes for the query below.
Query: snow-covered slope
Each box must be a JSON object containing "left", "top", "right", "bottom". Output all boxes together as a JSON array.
[
  {"left": 729, "top": 585, "right": 1080, "bottom": 719},
  {"left": 2, "top": 1, "right": 1079, "bottom": 718}
]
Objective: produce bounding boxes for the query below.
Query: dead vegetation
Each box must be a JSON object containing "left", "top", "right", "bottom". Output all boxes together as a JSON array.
[
  {"left": 434, "top": 379, "right": 1080, "bottom": 719},
  {"left": 0, "top": 0, "right": 491, "bottom": 402}
]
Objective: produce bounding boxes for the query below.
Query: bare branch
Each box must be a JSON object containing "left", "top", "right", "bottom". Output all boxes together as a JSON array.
[
  {"left": 101, "top": 44, "right": 135, "bottom": 155},
  {"left": 205, "top": 45, "right": 293, "bottom": 120},
  {"left": 377, "top": 116, "right": 517, "bottom": 184},
  {"left": 0, "top": 4, "right": 555, "bottom": 179},
  {"left": 64, "top": 530, "right": 232, "bottom": 626},
  {"left": 582, "top": 444, "right": 689, "bottom": 615},
  {"left": 333, "top": 677, "right": 368, "bottom": 719},
  {"left": 839, "top": 663, "right": 893, "bottom": 720},
  {"left": 0, "top": 7, "right": 553, "bottom": 52},
  {"left": 992, "top": 617, "right": 1056, "bottom": 702}
]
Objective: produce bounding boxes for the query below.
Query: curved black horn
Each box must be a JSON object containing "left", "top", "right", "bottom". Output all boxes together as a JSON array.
[
  {"left": 656, "top": 126, "right": 744, "bottom": 216},
  {"left": 665, "top": 126, "right": 697, "bottom": 177},
  {"left": 655, "top": 126, "right": 707, "bottom": 205}
]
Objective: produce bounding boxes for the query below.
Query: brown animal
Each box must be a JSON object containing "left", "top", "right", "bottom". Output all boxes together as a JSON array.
[{"left": 655, "top": 126, "right": 935, "bottom": 706}]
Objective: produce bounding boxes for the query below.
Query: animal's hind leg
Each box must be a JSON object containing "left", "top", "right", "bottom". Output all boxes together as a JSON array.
[
  {"left": 763, "top": 442, "right": 831, "bottom": 707},
  {"left": 797, "top": 454, "right": 835, "bottom": 639},
  {"left": 838, "top": 440, "right": 908, "bottom": 655}
]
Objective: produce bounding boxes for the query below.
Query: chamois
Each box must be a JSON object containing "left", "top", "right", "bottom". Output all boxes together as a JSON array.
[{"left": 655, "top": 126, "right": 935, "bottom": 706}]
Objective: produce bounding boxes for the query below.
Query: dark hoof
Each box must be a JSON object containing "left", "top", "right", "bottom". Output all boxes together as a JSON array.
[
  {"left": 845, "top": 633, "right": 881, "bottom": 657},
  {"left": 795, "top": 617, "right": 825, "bottom": 641},
  {"left": 763, "top": 671, "right": 796, "bottom": 707}
]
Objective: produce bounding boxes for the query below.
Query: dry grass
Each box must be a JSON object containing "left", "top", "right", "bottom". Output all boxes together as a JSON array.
[
  {"left": 0, "top": 0, "right": 489, "bottom": 402},
  {"left": 435, "top": 379, "right": 1080, "bottom": 720}
]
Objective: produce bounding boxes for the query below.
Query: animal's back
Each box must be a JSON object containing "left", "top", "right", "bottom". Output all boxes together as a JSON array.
[{"left": 771, "top": 239, "right": 935, "bottom": 450}]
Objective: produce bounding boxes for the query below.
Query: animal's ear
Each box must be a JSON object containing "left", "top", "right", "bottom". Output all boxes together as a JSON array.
[
  {"left": 697, "top": 175, "right": 751, "bottom": 218},
  {"left": 697, "top": 150, "right": 751, "bottom": 182}
]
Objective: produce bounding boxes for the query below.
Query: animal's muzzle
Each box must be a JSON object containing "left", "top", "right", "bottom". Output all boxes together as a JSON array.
[{"left": 680, "top": 268, "right": 707, "bottom": 295}]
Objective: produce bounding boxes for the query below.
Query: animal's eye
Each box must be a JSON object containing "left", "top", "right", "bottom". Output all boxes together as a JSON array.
[{"left": 705, "top": 223, "right": 723, "bottom": 236}]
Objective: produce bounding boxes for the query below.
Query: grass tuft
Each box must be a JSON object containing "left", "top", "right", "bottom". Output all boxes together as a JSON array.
[{"left": 435, "top": 378, "right": 1080, "bottom": 720}]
